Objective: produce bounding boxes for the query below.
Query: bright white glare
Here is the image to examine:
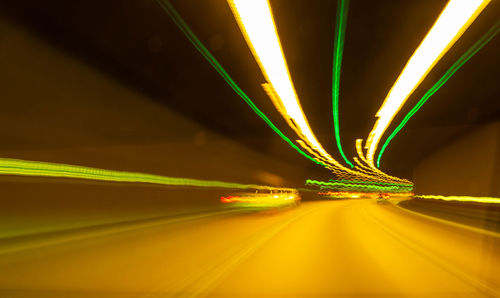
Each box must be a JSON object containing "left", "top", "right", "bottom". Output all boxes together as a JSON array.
[
  {"left": 365, "top": 0, "right": 491, "bottom": 166},
  {"left": 228, "top": 0, "right": 340, "bottom": 166},
  {"left": 227, "top": 0, "right": 412, "bottom": 183}
]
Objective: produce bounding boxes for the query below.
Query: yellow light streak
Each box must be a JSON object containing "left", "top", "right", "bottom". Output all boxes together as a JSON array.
[
  {"left": 227, "top": 0, "right": 411, "bottom": 183},
  {"left": 365, "top": 0, "right": 491, "bottom": 166},
  {"left": 355, "top": 139, "right": 370, "bottom": 165},
  {"left": 417, "top": 195, "right": 500, "bottom": 204},
  {"left": 354, "top": 139, "right": 411, "bottom": 184},
  {"left": 221, "top": 191, "right": 300, "bottom": 208},
  {"left": 296, "top": 139, "right": 331, "bottom": 164},
  {"left": 227, "top": 0, "right": 341, "bottom": 167},
  {"left": 352, "top": 158, "right": 393, "bottom": 183}
]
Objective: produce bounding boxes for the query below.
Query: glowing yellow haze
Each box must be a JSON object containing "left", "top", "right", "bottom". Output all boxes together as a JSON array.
[
  {"left": 227, "top": 0, "right": 340, "bottom": 167},
  {"left": 365, "top": 0, "right": 491, "bottom": 166}
]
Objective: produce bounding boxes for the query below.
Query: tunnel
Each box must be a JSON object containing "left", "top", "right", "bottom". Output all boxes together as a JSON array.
[{"left": 0, "top": 0, "right": 499, "bottom": 296}]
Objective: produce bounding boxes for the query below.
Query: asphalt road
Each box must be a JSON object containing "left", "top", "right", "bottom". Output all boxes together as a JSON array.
[{"left": 0, "top": 199, "right": 499, "bottom": 297}]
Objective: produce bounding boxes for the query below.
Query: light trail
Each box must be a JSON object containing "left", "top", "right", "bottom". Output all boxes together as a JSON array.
[
  {"left": 318, "top": 191, "right": 366, "bottom": 199},
  {"left": 328, "top": 179, "right": 412, "bottom": 187},
  {"left": 331, "top": 0, "right": 353, "bottom": 168},
  {"left": 416, "top": 195, "right": 500, "bottom": 204},
  {"left": 376, "top": 20, "right": 500, "bottom": 167},
  {"left": 355, "top": 139, "right": 370, "bottom": 165},
  {"left": 226, "top": 0, "right": 403, "bottom": 183},
  {"left": 227, "top": 0, "right": 343, "bottom": 168},
  {"left": 158, "top": 0, "right": 407, "bottom": 184},
  {"left": 221, "top": 192, "right": 299, "bottom": 208},
  {"left": 155, "top": 0, "right": 327, "bottom": 167},
  {"left": 352, "top": 157, "right": 407, "bottom": 184},
  {"left": 364, "top": 0, "right": 491, "bottom": 167},
  {"left": 354, "top": 139, "right": 412, "bottom": 184},
  {"left": 318, "top": 191, "right": 414, "bottom": 199},
  {"left": 0, "top": 157, "right": 295, "bottom": 192},
  {"left": 305, "top": 179, "right": 413, "bottom": 193}
]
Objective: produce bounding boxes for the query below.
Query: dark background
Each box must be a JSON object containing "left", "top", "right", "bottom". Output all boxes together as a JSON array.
[{"left": 1, "top": 0, "right": 499, "bottom": 179}]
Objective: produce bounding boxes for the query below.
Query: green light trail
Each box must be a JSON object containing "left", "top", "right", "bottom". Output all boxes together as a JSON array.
[
  {"left": 156, "top": 0, "right": 327, "bottom": 167},
  {"left": 305, "top": 179, "right": 413, "bottom": 193},
  {"left": 328, "top": 179, "right": 413, "bottom": 187},
  {"left": 377, "top": 20, "right": 500, "bottom": 168},
  {"left": 0, "top": 158, "right": 293, "bottom": 191},
  {"left": 332, "top": 0, "right": 353, "bottom": 168}
]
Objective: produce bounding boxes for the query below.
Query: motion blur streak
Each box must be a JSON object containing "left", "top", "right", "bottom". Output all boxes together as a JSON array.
[
  {"left": 227, "top": 0, "right": 399, "bottom": 183},
  {"left": 0, "top": 157, "right": 293, "bottom": 191},
  {"left": 417, "top": 195, "right": 500, "bottom": 204},
  {"left": 365, "top": 0, "right": 491, "bottom": 167},
  {"left": 329, "top": 179, "right": 413, "bottom": 187},
  {"left": 353, "top": 139, "right": 412, "bottom": 184},
  {"left": 318, "top": 191, "right": 414, "bottom": 199},
  {"left": 376, "top": 19, "right": 500, "bottom": 167},
  {"left": 221, "top": 192, "right": 299, "bottom": 208},
  {"left": 318, "top": 191, "right": 365, "bottom": 199},
  {"left": 305, "top": 179, "right": 413, "bottom": 193},
  {"left": 227, "top": 0, "right": 342, "bottom": 168},
  {"left": 353, "top": 157, "right": 411, "bottom": 184},
  {"left": 355, "top": 138, "right": 370, "bottom": 164},
  {"left": 2, "top": 200, "right": 499, "bottom": 296},
  {"left": 331, "top": 0, "right": 353, "bottom": 168},
  {"left": 155, "top": 0, "right": 327, "bottom": 167}
]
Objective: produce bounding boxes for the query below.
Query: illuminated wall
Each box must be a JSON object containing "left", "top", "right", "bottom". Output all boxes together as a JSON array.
[{"left": 413, "top": 121, "right": 500, "bottom": 197}]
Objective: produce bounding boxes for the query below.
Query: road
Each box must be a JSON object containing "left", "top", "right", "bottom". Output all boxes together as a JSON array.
[{"left": 0, "top": 199, "right": 499, "bottom": 297}]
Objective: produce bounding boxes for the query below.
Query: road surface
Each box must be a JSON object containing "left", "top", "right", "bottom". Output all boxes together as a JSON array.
[{"left": 0, "top": 199, "right": 499, "bottom": 297}]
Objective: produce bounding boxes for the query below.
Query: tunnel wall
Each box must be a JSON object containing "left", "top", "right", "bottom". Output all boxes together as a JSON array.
[
  {"left": 0, "top": 17, "right": 319, "bottom": 187},
  {"left": 413, "top": 121, "right": 500, "bottom": 197},
  {"left": 0, "top": 17, "right": 318, "bottom": 238}
]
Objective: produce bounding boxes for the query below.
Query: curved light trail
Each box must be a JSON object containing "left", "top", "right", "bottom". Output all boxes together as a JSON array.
[
  {"left": 353, "top": 139, "right": 411, "bottom": 184},
  {"left": 227, "top": 0, "right": 339, "bottom": 167},
  {"left": 155, "top": 0, "right": 327, "bottom": 167},
  {"left": 356, "top": 139, "right": 408, "bottom": 182},
  {"left": 331, "top": 0, "right": 353, "bottom": 168},
  {"left": 158, "top": 0, "right": 412, "bottom": 185},
  {"left": 376, "top": 19, "right": 500, "bottom": 167},
  {"left": 364, "top": 0, "right": 491, "bottom": 168},
  {"left": 226, "top": 0, "right": 403, "bottom": 183}
]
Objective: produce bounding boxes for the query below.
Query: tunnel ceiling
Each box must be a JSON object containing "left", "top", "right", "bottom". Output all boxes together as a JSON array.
[{"left": 1, "top": 0, "right": 499, "bottom": 179}]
